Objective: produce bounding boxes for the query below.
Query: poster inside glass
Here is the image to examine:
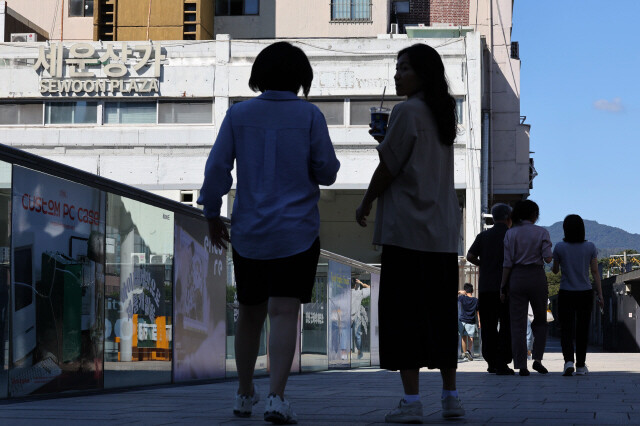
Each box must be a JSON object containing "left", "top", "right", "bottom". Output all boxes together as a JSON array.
[
  {"left": 9, "top": 166, "right": 105, "bottom": 397},
  {"left": 103, "top": 194, "right": 173, "bottom": 388},
  {"left": 173, "top": 213, "right": 226, "bottom": 382}
]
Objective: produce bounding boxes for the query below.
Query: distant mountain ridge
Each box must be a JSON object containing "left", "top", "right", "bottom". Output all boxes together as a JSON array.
[{"left": 543, "top": 220, "right": 640, "bottom": 258}]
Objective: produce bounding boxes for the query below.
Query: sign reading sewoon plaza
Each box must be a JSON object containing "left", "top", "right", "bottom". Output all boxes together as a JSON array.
[{"left": 33, "top": 42, "right": 165, "bottom": 95}]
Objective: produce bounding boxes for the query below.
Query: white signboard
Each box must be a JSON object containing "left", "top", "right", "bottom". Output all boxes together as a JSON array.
[{"left": 33, "top": 42, "right": 165, "bottom": 95}]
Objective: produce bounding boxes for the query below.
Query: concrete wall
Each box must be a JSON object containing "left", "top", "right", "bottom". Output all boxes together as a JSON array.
[
  {"left": 214, "top": 0, "right": 389, "bottom": 39},
  {"left": 5, "top": 0, "right": 92, "bottom": 41},
  {"left": 470, "top": 0, "right": 529, "bottom": 204}
]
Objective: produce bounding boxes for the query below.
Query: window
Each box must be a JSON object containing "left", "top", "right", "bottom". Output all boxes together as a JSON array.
[
  {"left": 311, "top": 100, "right": 344, "bottom": 125},
  {"left": 216, "top": 0, "right": 259, "bottom": 16},
  {"left": 331, "top": 0, "right": 371, "bottom": 21},
  {"left": 456, "top": 98, "right": 464, "bottom": 125},
  {"left": 69, "top": 0, "right": 93, "bottom": 17},
  {"left": 46, "top": 102, "right": 98, "bottom": 124},
  {"left": 349, "top": 99, "right": 402, "bottom": 125},
  {"left": 158, "top": 102, "right": 212, "bottom": 124},
  {"left": 0, "top": 104, "right": 43, "bottom": 125},
  {"left": 105, "top": 102, "right": 157, "bottom": 124}
]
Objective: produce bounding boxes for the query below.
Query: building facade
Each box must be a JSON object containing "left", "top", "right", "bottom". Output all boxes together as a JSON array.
[{"left": 0, "top": 0, "right": 531, "bottom": 263}]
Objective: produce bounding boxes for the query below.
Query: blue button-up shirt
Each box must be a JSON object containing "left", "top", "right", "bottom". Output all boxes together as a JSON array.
[{"left": 197, "top": 90, "right": 340, "bottom": 259}]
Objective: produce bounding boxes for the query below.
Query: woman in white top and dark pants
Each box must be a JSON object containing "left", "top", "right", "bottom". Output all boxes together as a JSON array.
[
  {"left": 552, "top": 214, "right": 604, "bottom": 376},
  {"left": 356, "top": 43, "right": 464, "bottom": 422}
]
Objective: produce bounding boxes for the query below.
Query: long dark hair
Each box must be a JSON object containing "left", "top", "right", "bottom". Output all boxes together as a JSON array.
[
  {"left": 397, "top": 43, "right": 457, "bottom": 146},
  {"left": 563, "top": 214, "right": 586, "bottom": 243}
]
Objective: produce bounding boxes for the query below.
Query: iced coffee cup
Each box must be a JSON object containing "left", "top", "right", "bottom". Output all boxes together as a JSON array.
[{"left": 370, "top": 107, "right": 391, "bottom": 138}]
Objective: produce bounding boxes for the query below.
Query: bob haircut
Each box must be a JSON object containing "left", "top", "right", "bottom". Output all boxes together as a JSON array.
[
  {"left": 397, "top": 43, "right": 457, "bottom": 146},
  {"left": 511, "top": 200, "right": 540, "bottom": 224},
  {"left": 248, "top": 41, "right": 313, "bottom": 98},
  {"left": 563, "top": 214, "right": 586, "bottom": 243}
]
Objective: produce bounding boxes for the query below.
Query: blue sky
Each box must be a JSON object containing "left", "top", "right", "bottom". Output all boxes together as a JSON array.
[{"left": 511, "top": 0, "right": 640, "bottom": 233}]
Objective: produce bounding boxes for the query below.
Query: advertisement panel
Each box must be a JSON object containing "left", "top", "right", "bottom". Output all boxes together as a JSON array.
[
  {"left": 173, "top": 213, "right": 226, "bottom": 381},
  {"left": 0, "top": 160, "right": 11, "bottom": 399},
  {"left": 327, "top": 260, "right": 351, "bottom": 368},
  {"left": 10, "top": 166, "right": 105, "bottom": 396}
]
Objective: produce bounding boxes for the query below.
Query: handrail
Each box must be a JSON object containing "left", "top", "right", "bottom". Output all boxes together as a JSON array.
[
  {"left": 0, "top": 143, "right": 230, "bottom": 224},
  {"left": 320, "top": 249, "right": 380, "bottom": 274}
]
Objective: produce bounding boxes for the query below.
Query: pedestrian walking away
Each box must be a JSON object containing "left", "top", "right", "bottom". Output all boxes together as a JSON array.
[
  {"left": 500, "top": 200, "right": 553, "bottom": 377},
  {"left": 356, "top": 43, "right": 464, "bottom": 423},
  {"left": 552, "top": 214, "right": 604, "bottom": 377},
  {"left": 198, "top": 41, "right": 340, "bottom": 424},
  {"left": 466, "top": 203, "right": 514, "bottom": 375}
]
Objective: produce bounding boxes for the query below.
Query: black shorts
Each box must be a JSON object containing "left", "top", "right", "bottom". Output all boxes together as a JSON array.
[{"left": 232, "top": 238, "right": 320, "bottom": 306}]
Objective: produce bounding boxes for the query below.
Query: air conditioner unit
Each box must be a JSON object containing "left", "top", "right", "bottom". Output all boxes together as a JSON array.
[
  {"left": 131, "top": 253, "right": 146, "bottom": 265},
  {"left": 10, "top": 33, "right": 37, "bottom": 43},
  {"left": 149, "top": 254, "right": 172, "bottom": 265},
  {"left": 390, "top": 23, "right": 399, "bottom": 34}
]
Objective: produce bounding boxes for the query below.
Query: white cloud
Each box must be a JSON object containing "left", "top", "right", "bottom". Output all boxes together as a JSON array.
[{"left": 593, "top": 97, "right": 623, "bottom": 112}]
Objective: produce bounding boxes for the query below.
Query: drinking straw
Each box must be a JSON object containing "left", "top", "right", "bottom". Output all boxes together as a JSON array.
[{"left": 380, "top": 86, "right": 386, "bottom": 109}]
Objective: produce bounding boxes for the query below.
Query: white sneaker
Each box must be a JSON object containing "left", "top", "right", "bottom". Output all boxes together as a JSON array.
[
  {"left": 441, "top": 395, "right": 465, "bottom": 418},
  {"left": 264, "top": 393, "right": 298, "bottom": 424},
  {"left": 562, "top": 361, "right": 574, "bottom": 376},
  {"left": 575, "top": 365, "right": 589, "bottom": 375},
  {"left": 233, "top": 384, "right": 259, "bottom": 418},
  {"left": 384, "top": 399, "right": 423, "bottom": 424}
]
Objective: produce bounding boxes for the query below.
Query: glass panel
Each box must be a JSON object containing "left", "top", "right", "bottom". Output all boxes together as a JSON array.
[
  {"left": 104, "top": 195, "right": 173, "bottom": 388},
  {"left": 301, "top": 259, "right": 328, "bottom": 372},
  {"left": 225, "top": 245, "right": 269, "bottom": 377},
  {"left": 173, "top": 213, "right": 227, "bottom": 381},
  {"left": 215, "top": 0, "right": 229, "bottom": 15},
  {"left": 0, "top": 105, "right": 18, "bottom": 125},
  {"left": 332, "top": 0, "right": 350, "bottom": 20},
  {"left": 85, "top": 0, "right": 94, "bottom": 16},
  {"left": 19, "top": 104, "right": 44, "bottom": 125},
  {"left": 352, "top": 0, "right": 370, "bottom": 19},
  {"left": 350, "top": 99, "right": 402, "bottom": 125},
  {"left": 104, "top": 102, "right": 157, "bottom": 124},
  {"left": 370, "top": 272, "right": 380, "bottom": 365},
  {"left": 9, "top": 166, "right": 105, "bottom": 397},
  {"left": 158, "top": 103, "right": 212, "bottom": 124},
  {"left": 244, "top": 0, "right": 259, "bottom": 14},
  {"left": 350, "top": 270, "right": 371, "bottom": 368},
  {"left": 312, "top": 100, "right": 344, "bottom": 125},
  {"left": 46, "top": 102, "right": 97, "bottom": 124},
  {"left": 69, "top": 0, "right": 83, "bottom": 16},
  {"left": 456, "top": 98, "right": 464, "bottom": 125},
  {"left": 230, "top": 0, "right": 243, "bottom": 15},
  {"left": 0, "top": 160, "right": 11, "bottom": 399},
  {"left": 327, "top": 260, "right": 351, "bottom": 368}
]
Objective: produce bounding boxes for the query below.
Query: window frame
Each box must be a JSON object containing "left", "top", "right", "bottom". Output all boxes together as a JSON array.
[
  {"left": 215, "top": 0, "right": 260, "bottom": 16},
  {"left": 45, "top": 101, "right": 99, "bottom": 126},
  {"left": 103, "top": 101, "right": 158, "bottom": 126},
  {"left": 0, "top": 103, "right": 45, "bottom": 126},
  {"left": 157, "top": 101, "right": 214, "bottom": 125},
  {"left": 330, "top": 0, "right": 372, "bottom": 22},
  {"left": 68, "top": 0, "right": 94, "bottom": 18}
]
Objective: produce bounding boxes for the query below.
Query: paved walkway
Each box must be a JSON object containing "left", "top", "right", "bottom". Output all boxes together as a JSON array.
[{"left": 1, "top": 344, "right": 638, "bottom": 425}]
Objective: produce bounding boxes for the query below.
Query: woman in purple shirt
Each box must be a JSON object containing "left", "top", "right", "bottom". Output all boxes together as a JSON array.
[
  {"left": 199, "top": 42, "right": 340, "bottom": 424},
  {"left": 500, "top": 200, "right": 553, "bottom": 376}
]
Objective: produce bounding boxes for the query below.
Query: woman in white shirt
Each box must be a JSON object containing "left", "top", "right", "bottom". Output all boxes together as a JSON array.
[
  {"left": 356, "top": 43, "right": 463, "bottom": 423},
  {"left": 552, "top": 214, "right": 603, "bottom": 376}
]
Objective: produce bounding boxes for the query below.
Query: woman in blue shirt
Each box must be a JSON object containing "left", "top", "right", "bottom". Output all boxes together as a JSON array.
[
  {"left": 198, "top": 41, "right": 340, "bottom": 424},
  {"left": 552, "top": 214, "right": 603, "bottom": 376}
]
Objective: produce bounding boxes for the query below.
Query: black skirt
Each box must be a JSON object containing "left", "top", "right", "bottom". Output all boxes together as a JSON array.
[{"left": 379, "top": 245, "right": 459, "bottom": 370}]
